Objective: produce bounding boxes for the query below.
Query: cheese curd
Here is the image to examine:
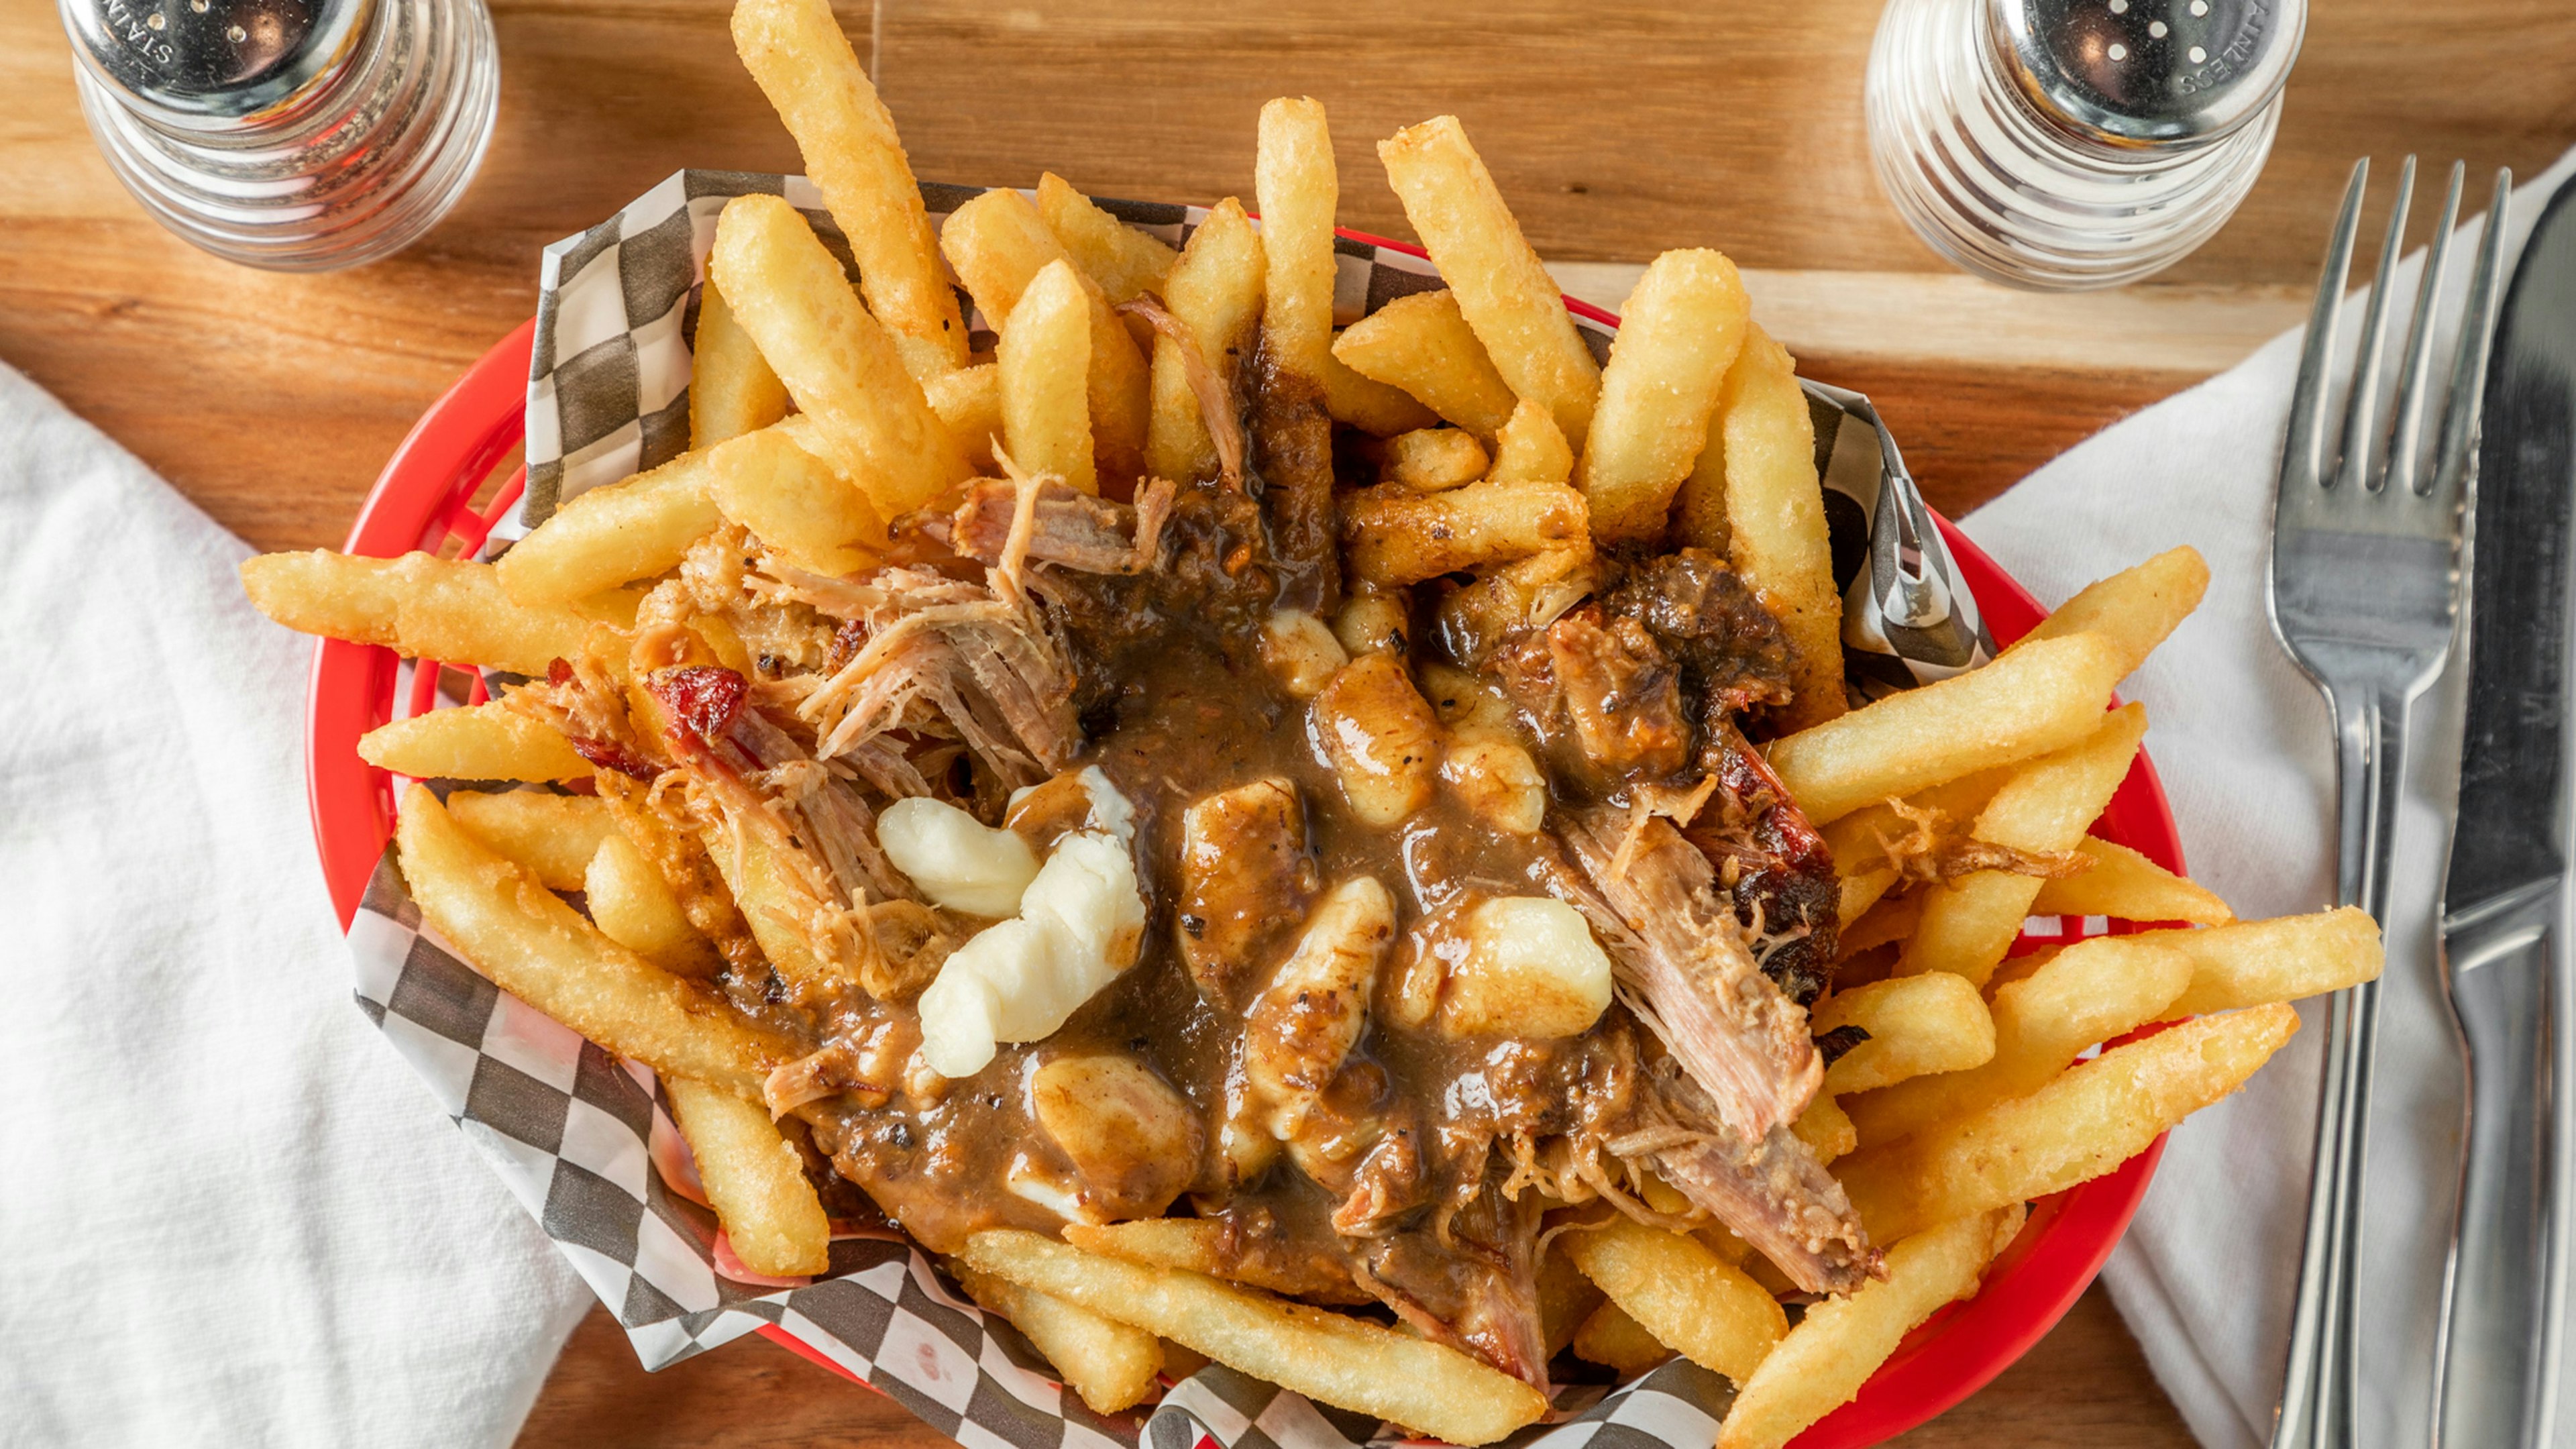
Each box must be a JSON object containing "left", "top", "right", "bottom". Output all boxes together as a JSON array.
[
  {"left": 877, "top": 797, "right": 1039, "bottom": 918},
  {"left": 1385, "top": 895, "right": 1615, "bottom": 1040}
]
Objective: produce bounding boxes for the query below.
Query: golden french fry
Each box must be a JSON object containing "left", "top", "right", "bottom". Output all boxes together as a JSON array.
[
  {"left": 1035, "top": 172, "right": 1179, "bottom": 306},
  {"left": 665, "top": 1074, "right": 830, "bottom": 1277},
  {"left": 690, "top": 278, "right": 790, "bottom": 447},
  {"left": 587, "top": 831, "right": 718, "bottom": 975},
  {"left": 1252, "top": 98, "right": 1437, "bottom": 437},
  {"left": 1332, "top": 289, "right": 1519, "bottom": 441},
  {"left": 497, "top": 452, "right": 722, "bottom": 606},
  {"left": 1381, "top": 427, "right": 1489, "bottom": 492},
  {"left": 1578, "top": 248, "right": 1750, "bottom": 542},
  {"left": 1573, "top": 1299, "right": 1675, "bottom": 1377},
  {"left": 1717, "top": 1207, "right": 2025, "bottom": 1449},
  {"left": 358, "top": 704, "right": 593, "bottom": 783},
  {"left": 1564, "top": 1218, "right": 1786, "bottom": 1383},
  {"left": 923, "top": 364, "right": 1004, "bottom": 472},
  {"left": 2031, "top": 837, "right": 2234, "bottom": 924},
  {"left": 1485, "top": 397, "right": 1574, "bottom": 486},
  {"left": 1813, "top": 972, "right": 1996, "bottom": 1095},
  {"left": 1838, "top": 890, "right": 1919, "bottom": 956},
  {"left": 1836, "top": 1004, "right": 2300, "bottom": 1241},
  {"left": 1765, "top": 633, "right": 2128, "bottom": 824},
  {"left": 1379, "top": 115, "right": 1602, "bottom": 449},
  {"left": 242, "top": 550, "right": 610, "bottom": 676},
  {"left": 1536, "top": 1240, "right": 1605, "bottom": 1358},
  {"left": 706, "top": 426, "right": 884, "bottom": 575},
  {"left": 394, "top": 784, "right": 790, "bottom": 1097},
  {"left": 961, "top": 1230, "right": 1549, "bottom": 1446},
  {"left": 710, "top": 194, "right": 970, "bottom": 519},
  {"left": 444, "top": 790, "right": 613, "bottom": 890},
  {"left": 1343, "top": 476, "right": 1589, "bottom": 588},
  {"left": 731, "top": 0, "right": 965, "bottom": 378},
  {"left": 2011, "top": 545, "right": 2210, "bottom": 676},
  {"left": 1820, "top": 768, "right": 2015, "bottom": 879},
  {"left": 957, "top": 1263, "right": 1165, "bottom": 1415},
  {"left": 1145, "top": 197, "right": 1266, "bottom": 484},
  {"left": 1794, "top": 1093, "right": 1860, "bottom": 1163},
  {"left": 1837, "top": 869, "right": 1900, "bottom": 932},
  {"left": 938, "top": 186, "right": 1150, "bottom": 479},
  {"left": 698, "top": 818, "right": 848, "bottom": 994},
  {"left": 2141, "top": 906, "right": 2384, "bottom": 1018},
  {"left": 1898, "top": 703, "right": 2147, "bottom": 986},
  {"left": 999, "top": 258, "right": 1097, "bottom": 494},
  {"left": 1848, "top": 934, "right": 2194, "bottom": 1148},
  {"left": 1682, "top": 324, "right": 1841, "bottom": 727}
]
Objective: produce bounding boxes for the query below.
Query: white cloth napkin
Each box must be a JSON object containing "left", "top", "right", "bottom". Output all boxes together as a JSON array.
[
  {"left": 0, "top": 365, "right": 591, "bottom": 1448},
  {"left": 1963, "top": 145, "right": 2576, "bottom": 1449}
]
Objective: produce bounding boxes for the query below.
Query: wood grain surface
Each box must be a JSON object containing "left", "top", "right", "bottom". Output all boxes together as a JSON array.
[{"left": 3, "top": 0, "right": 2567, "bottom": 1444}]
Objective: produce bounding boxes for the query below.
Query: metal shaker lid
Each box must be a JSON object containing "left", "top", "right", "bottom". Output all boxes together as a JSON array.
[
  {"left": 60, "top": 0, "right": 372, "bottom": 119},
  {"left": 1989, "top": 0, "right": 2305, "bottom": 148}
]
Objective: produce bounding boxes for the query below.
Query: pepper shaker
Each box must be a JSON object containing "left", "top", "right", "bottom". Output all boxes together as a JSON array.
[
  {"left": 1866, "top": 0, "right": 2304, "bottom": 289},
  {"left": 60, "top": 0, "right": 499, "bottom": 271}
]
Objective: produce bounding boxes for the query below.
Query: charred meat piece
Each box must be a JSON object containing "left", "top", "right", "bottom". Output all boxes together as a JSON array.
[
  {"left": 1176, "top": 778, "right": 1320, "bottom": 1005},
  {"left": 1245, "top": 333, "right": 1340, "bottom": 616},
  {"left": 1546, "top": 808, "right": 1821, "bottom": 1144},
  {"left": 1688, "top": 721, "right": 1841, "bottom": 1007},
  {"left": 1491, "top": 606, "right": 1691, "bottom": 793},
  {"left": 1599, "top": 547, "right": 1795, "bottom": 719}
]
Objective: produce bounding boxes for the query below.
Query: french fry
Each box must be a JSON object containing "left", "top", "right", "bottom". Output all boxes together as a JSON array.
[
  {"left": 938, "top": 186, "right": 1150, "bottom": 479},
  {"left": 1686, "top": 324, "right": 1841, "bottom": 728},
  {"left": 731, "top": 0, "right": 966, "bottom": 378},
  {"left": 1837, "top": 869, "right": 1900, "bottom": 931},
  {"left": 999, "top": 258, "right": 1097, "bottom": 494},
  {"left": 710, "top": 194, "right": 971, "bottom": 519},
  {"left": 1812, "top": 972, "right": 1996, "bottom": 1095},
  {"left": 2139, "top": 906, "right": 2384, "bottom": 1018},
  {"left": 1145, "top": 197, "right": 1266, "bottom": 484},
  {"left": 1717, "top": 1207, "right": 2025, "bottom": 1449},
  {"left": 956, "top": 1263, "right": 1165, "bottom": 1415},
  {"left": 665, "top": 1074, "right": 831, "bottom": 1277},
  {"left": 1564, "top": 1217, "right": 1786, "bottom": 1383},
  {"left": 698, "top": 819, "right": 847, "bottom": 993},
  {"left": 358, "top": 704, "right": 594, "bottom": 783},
  {"left": 1035, "top": 172, "right": 1179, "bottom": 306},
  {"left": 1331, "top": 289, "right": 1519, "bottom": 441},
  {"left": 2030, "top": 837, "right": 2234, "bottom": 924},
  {"left": 1819, "top": 768, "right": 2014, "bottom": 877},
  {"left": 587, "top": 831, "right": 718, "bottom": 975},
  {"left": 922, "top": 364, "right": 1004, "bottom": 472},
  {"left": 1578, "top": 248, "right": 1750, "bottom": 542},
  {"left": 1848, "top": 935, "right": 2193, "bottom": 1148},
  {"left": 1837, "top": 891, "right": 1919, "bottom": 957},
  {"left": 1573, "top": 1299, "right": 1675, "bottom": 1377},
  {"left": 961, "top": 1230, "right": 1549, "bottom": 1446},
  {"left": 1378, "top": 115, "right": 1602, "bottom": 449},
  {"left": 1835, "top": 1004, "right": 2300, "bottom": 1241},
  {"left": 1794, "top": 1093, "right": 1860, "bottom": 1163},
  {"left": 243, "top": 550, "right": 608, "bottom": 676},
  {"left": 1254, "top": 97, "right": 1438, "bottom": 437},
  {"left": 1485, "top": 398, "right": 1574, "bottom": 486},
  {"left": 1380, "top": 427, "right": 1489, "bottom": 492},
  {"left": 1898, "top": 704, "right": 2147, "bottom": 986},
  {"left": 1536, "top": 1240, "right": 1605, "bottom": 1358},
  {"left": 690, "top": 278, "right": 791, "bottom": 447},
  {"left": 1764, "top": 633, "right": 2128, "bottom": 824},
  {"left": 495, "top": 451, "right": 722, "bottom": 605},
  {"left": 444, "top": 790, "right": 614, "bottom": 890},
  {"left": 394, "top": 785, "right": 790, "bottom": 1097},
  {"left": 706, "top": 426, "right": 884, "bottom": 576},
  {"left": 2010, "top": 545, "right": 2209, "bottom": 676},
  {"left": 1342, "top": 477, "right": 1589, "bottom": 588}
]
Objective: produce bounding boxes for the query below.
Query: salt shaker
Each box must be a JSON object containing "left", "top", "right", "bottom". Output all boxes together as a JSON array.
[
  {"left": 1866, "top": 0, "right": 2304, "bottom": 289},
  {"left": 60, "top": 0, "right": 500, "bottom": 271}
]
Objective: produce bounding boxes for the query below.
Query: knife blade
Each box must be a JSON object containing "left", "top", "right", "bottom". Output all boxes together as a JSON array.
[{"left": 2436, "top": 170, "right": 2576, "bottom": 1449}]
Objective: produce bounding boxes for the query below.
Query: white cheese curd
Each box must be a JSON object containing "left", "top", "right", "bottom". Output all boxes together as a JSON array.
[
  {"left": 1444, "top": 896, "right": 1615, "bottom": 1039},
  {"left": 915, "top": 822, "right": 1149, "bottom": 1079},
  {"left": 876, "top": 796, "right": 1039, "bottom": 917}
]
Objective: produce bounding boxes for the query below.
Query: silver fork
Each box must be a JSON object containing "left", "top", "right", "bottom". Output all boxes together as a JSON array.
[{"left": 2265, "top": 155, "right": 2508, "bottom": 1449}]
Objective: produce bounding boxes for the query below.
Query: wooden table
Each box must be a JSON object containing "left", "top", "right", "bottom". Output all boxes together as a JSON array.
[{"left": 5, "top": 0, "right": 2568, "bottom": 1442}]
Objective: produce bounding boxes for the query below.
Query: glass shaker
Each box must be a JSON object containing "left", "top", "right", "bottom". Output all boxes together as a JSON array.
[
  {"left": 1866, "top": 0, "right": 2304, "bottom": 290},
  {"left": 60, "top": 0, "right": 500, "bottom": 271}
]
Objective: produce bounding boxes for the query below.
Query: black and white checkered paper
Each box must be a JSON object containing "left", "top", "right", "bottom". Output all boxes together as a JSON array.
[{"left": 346, "top": 170, "right": 1999, "bottom": 1449}]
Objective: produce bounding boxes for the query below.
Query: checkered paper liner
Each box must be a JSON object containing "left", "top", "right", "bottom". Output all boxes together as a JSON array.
[{"left": 343, "top": 170, "right": 2004, "bottom": 1449}]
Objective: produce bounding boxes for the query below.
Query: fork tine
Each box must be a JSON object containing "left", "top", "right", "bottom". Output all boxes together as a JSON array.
[
  {"left": 2429, "top": 168, "right": 2516, "bottom": 505},
  {"left": 2384, "top": 162, "right": 2465, "bottom": 499},
  {"left": 2286, "top": 160, "right": 2370, "bottom": 494},
  {"left": 2341, "top": 156, "right": 2417, "bottom": 492}
]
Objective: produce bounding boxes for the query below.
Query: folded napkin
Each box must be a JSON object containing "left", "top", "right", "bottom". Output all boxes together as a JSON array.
[
  {"left": 0, "top": 366, "right": 591, "bottom": 1448},
  {"left": 1963, "top": 144, "right": 2576, "bottom": 1449}
]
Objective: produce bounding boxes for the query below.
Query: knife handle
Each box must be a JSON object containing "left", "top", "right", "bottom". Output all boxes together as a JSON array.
[{"left": 2436, "top": 882, "right": 2567, "bottom": 1449}]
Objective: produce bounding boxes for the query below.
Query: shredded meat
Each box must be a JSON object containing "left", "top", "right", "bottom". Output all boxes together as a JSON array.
[
  {"left": 1244, "top": 332, "right": 1340, "bottom": 616},
  {"left": 1858, "top": 796, "right": 2094, "bottom": 885}
]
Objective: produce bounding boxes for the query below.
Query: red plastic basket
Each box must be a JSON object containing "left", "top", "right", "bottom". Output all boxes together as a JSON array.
[{"left": 307, "top": 280, "right": 2179, "bottom": 1447}]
